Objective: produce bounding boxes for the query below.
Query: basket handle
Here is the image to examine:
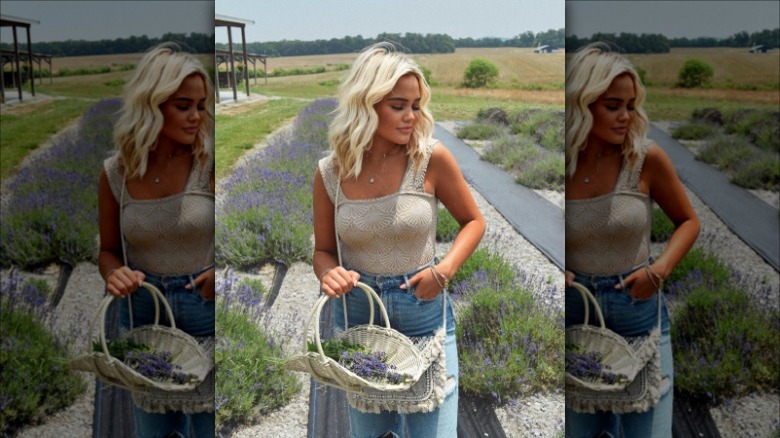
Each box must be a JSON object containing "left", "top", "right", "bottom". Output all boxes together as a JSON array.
[
  {"left": 303, "top": 282, "right": 391, "bottom": 361},
  {"left": 570, "top": 281, "right": 606, "bottom": 329},
  {"left": 89, "top": 282, "right": 177, "bottom": 361}
]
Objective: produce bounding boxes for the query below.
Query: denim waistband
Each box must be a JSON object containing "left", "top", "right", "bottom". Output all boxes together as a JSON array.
[
  {"left": 346, "top": 259, "right": 436, "bottom": 292},
  {"left": 571, "top": 259, "right": 652, "bottom": 291},
  {"left": 131, "top": 264, "right": 215, "bottom": 292}
]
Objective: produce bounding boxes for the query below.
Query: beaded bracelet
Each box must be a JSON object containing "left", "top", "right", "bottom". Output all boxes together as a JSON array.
[
  {"left": 319, "top": 267, "right": 334, "bottom": 282},
  {"left": 430, "top": 265, "right": 449, "bottom": 289},
  {"left": 644, "top": 265, "right": 664, "bottom": 290}
]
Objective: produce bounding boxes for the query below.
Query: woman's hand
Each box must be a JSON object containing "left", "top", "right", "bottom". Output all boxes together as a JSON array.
[
  {"left": 565, "top": 271, "right": 575, "bottom": 287},
  {"left": 188, "top": 268, "right": 215, "bottom": 301},
  {"left": 105, "top": 267, "right": 145, "bottom": 298},
  {"left": 402, "top": 266, "right": 445, "bottom": 300},
  {"left": 616, "top": 267, "right": 658, "bottom": 300},
  {"left": 320, "top": 267, "right": 360, "bottom": 298}
]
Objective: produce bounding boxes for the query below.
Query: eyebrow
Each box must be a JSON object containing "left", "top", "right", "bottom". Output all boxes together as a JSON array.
[
  {"left": 171, "top": 97, "right": 207, "bottom": 103},
  {"left": 602, "top": 97, "right": 636, "bottom": 103}
]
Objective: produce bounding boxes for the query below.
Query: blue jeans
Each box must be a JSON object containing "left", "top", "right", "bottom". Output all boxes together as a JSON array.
[
  {"left": 564, "top": 265, "right": 673, "bottom": 438},
  {"left": 118, "top": 267, "right": 215, "bottom": 438},
  {"left": 333, "top": 263, "right": 459, "bottom": 438}
]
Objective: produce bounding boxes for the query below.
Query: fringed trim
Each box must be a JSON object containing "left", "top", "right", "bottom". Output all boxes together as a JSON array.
[
  {"left": 347, "top": 328, "right": 448, "bottom": 414},
  {"left": 566, "top": 330, "right": 662, "bottom": 414}
]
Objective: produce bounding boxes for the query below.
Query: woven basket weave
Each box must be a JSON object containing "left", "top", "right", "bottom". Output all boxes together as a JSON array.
[
  {"left": 285, "top": 282, "right": 424, "bottom": 393},
  {"left": 565, "top": 282, "right": 642, "bottom": 392},
  {"left": 70, "top": 283, "right": 211, "bottom": 393}
]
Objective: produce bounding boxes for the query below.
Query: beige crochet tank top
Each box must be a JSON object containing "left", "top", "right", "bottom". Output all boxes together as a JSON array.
[
  {"left": 320, "top": 140, "right": 438, "bottom": 275},
  {"left": 104, "top": 152, "right": 215, "bottom": 275},
  {"left": 565, "top": 142, "right": 652, "bottom": 275}
]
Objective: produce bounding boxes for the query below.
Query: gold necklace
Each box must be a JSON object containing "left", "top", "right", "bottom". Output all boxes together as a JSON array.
[
  {"left": 151, "top": 149, "right": 190, "bottom": 184},
  {"left": 366, "top": 146, "right": 403, "bottom": 184}
]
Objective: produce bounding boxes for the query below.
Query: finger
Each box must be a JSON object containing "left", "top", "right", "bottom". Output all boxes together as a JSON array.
[
  {"left": 401, "top": 272, "right": 423, "bottom": 290},
  {"left": 565, "top": 271, "right": 575, "bottom": 287},
  {"left": 615, "top": 272, "right": 637, "bottom": 290}
]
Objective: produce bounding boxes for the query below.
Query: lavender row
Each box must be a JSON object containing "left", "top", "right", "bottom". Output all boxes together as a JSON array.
[
  {"left": 1, "top": 98, "right": 122, "bottom": 269},
  {"left": 216, "top": 98, "right": 336, "bottom": 268}
]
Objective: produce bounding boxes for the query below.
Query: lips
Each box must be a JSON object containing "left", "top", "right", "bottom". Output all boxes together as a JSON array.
[
  {"left": 612, "top": 127, "right": 628, "bottom": 135},
  {"left": 183, "top": 127, "right": 199, "bottom": 135},
  {"left": 398, "top": 127, "right": 413, "bottom": 134}
]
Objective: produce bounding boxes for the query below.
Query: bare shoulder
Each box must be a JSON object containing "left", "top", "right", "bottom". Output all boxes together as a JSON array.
[
  {"left": 644, "top": 141, "right": 675, "bottom": 172},
  {"left": 428, "top": 140, "right": 458, "bottom": 171}
]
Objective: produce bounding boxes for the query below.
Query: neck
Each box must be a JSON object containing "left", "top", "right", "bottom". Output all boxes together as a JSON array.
[
  {"left": 581, "top": 141, "right": 621, "bottom": 161},
  {"left": 152, "top": 142, "right": 191, "bottom": 161},
  {"left": 366, "top": 143, "right": 404, "bottom": 159}
]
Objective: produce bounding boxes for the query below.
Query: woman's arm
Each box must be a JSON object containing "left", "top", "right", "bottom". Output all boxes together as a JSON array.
[
  {"left": 405, "top": 143, "right": 486, "bottom": 299},
  {"left": 312, "top": 167, "right": 360, "bottom": 297},
  {"left": 98, "top": 168, "right": 144, "bottom": 297},
  {"left": 620, "top": 143, "right": 700, "bottom": 299}
]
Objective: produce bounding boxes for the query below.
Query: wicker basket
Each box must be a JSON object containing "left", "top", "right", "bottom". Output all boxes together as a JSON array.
[
  {"left": 70, "top": 282, "right": 212, "bottom": 393},
  {"left": 285, "top": 282, "right": 424, "bottom": 393},
  {"left": 566, "top": 282, "right": 643, "bottom": 392}
]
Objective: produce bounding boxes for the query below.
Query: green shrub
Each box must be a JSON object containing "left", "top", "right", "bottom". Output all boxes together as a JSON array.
[
  {"left": 670, "top": 255, "right": 779, "bottom": 403},
  {"left": 216, "top": 275, "right": 300, "bottom": 430},
  {"left": 671, "top": 122, "right": 718, "bottom": 140},
  {"left": 420, "top": 65, "right": 433, "bottom": 85},
  {"left": 732, "top": 153, "right": 780, "bottom": 191},
  {"left": 482, "top": 136, "right": 539, "bottom": 171},
  {"left": 0, "top": 274, "right": 85, "bottom": 435},
  {"left": 666, "top": 247, "right": 732, "bottom": 287},
  {"left": 436, "top": 208, "right": 460, "bottom": 242},
  {"left": 515, "top": 153, "right": 564, "bottom": 191},
  {"left": 651, "top": 207, "right": 675, "bottom": 242},
  {"left": 453, "top": 249, "right": 563, "bottom": 402},
  {"left": 696, "top": 135, "right": 753, "bottom": 172},
  {"left": 456, "top": 121, "right": 505, "bottom": 140},
  {"left": 462, "top": 58, "right": 499, "bottom": 88},
  {"left": 677, "top": 59, "right": 714, "bottom": 88}
]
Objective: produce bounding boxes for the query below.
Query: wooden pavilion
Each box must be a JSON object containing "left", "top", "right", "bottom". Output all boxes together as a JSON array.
[{"left": 215, "top": 13, "right": 267, "bottom": 103}]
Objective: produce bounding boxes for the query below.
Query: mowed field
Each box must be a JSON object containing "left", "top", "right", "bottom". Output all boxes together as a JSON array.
[{"left": 250, "top": 48, "right": 565, "bottom": 106}]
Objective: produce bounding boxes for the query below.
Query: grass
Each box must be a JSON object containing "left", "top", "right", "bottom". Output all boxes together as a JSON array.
[
  {"left": 436, "top": 208, "right": 460, "bottom": 242},
  {"left": 651, "top": 207, "right": 675, "bottom": 242},
  {"left": 0, "top": 99, "right": 93, "bottom": 180},
  {"left": 671, "top": 122, "right": 719, "bottom": 140},
  {"left": 644, "top": 90, "right": 780, "bottom": 121},
  {"left": 215, "top": 98, "right": 310, "bottom": 179}
]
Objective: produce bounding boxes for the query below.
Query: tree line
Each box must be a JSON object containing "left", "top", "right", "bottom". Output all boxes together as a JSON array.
[
  {"left": 215, "top": 29, "right": 565, "bottom": 57},
  {"left": 566, "top": 28, "right": 780, "bottom": 53},
  {"left": 0, "top": 32, "right": 214, "bottom": 57}
]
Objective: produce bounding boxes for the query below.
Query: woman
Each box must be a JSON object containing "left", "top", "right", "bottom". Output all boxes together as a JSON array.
[
  {"left": 312, "top": 42, "right": 485, "bottom": 437},
  {"left": 564, "top": 42, "right": 700, "bottom": 437},
  {"left": 98, "top": 42, "right": 215, "bottom": 438}
]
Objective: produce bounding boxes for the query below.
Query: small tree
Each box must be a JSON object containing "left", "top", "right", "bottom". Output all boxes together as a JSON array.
[
  {"left": 462, "top": 58, "right": 499, "bottom": 88},
  {"left": 677, "top": 59, "right": 714, "bottom": 88}
]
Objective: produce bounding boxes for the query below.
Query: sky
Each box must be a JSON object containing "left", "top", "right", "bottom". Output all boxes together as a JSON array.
[
  {"left": 0, "top": 1, "right": 214, "bottom": 43},
  {"left": 215, "top": 0, "right": 565, "bottom": 43},
  {"left": 566, "top": 1, "right": 780, "bottom": 39}
]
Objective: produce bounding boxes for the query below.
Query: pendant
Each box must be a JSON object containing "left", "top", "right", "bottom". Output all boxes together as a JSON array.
[
  {"left": 154, "top": 176, "right": 160, "bottom": 184},
  {"left": 369, "top": 177, "right": 375, "bottom": 184},
  {"left": 584, "top": 176, "right": 590, "bottom": 184}
]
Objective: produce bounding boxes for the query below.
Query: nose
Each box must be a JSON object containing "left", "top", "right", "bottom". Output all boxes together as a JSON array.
[
  {"left": 403, "top": 108, "right": 417, "bottom": 123},
  {"left": 617, "top": 108, "right": 631, "bottom": 122},
  {"left": 189, "top": 107, "right": 202, "bottom": 122}
]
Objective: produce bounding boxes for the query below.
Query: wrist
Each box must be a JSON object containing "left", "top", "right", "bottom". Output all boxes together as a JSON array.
[{"left": 318, "top": 267, "right": 334, "bottom": 282}]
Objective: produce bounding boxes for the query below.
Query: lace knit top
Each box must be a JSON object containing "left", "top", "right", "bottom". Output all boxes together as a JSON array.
[
  {"left": 565, "top": 141, "right": 652, "bottom": 275},
  {"left": 320, "top": 140, "right": 439, "bottom": 275},
  {"left": 104, "top": 151, "right": 215, "bottom": 275}
]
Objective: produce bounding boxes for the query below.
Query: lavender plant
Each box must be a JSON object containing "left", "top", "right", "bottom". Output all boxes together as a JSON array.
[
  {"left": 668, "top": 248, "right": 779, "bottom": 404},
  {"left": 0, "top": 271, "right": 85, "bottom": 435},
  {"left": 565, "top": 350, "right": 625, "bottom": 385},
  {"left": 215, "top": 269, "right": 300, "bottom": 431},
  {"left": 216, "top": 99, "right": 336, "bottom": 268},
  {"left": 1, "top": 98, "right": 121, "bottom": 269},
  {"left": 310, "top": 338, "right": 408, "bottom": 384},
  {"left": 452, "top": 248, "right": 564, "bottom": 404}
]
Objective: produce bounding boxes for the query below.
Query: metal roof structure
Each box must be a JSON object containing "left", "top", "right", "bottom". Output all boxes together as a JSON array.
[{"left": 1, "top": 13, "right": 42, "bottom": 103}]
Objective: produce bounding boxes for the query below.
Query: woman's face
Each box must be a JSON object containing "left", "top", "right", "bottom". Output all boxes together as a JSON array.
[
  {"left": 158, "top": 74, "right": 207, "bottom": 148},
  {"left": 588, "top": 73, "right": 636, "bottom": 148},
  {"left": 373, "top": 74, "right": 421, "bottom": 149}
]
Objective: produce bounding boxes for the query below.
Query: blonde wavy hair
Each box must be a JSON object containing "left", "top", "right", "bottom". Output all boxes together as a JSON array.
[
  {"left": 113, "top": 42, "right": 214, "bottom": 179},
  {"left": 565, "top": 42, "right": 649, "bottom": 177},
  {"left": 328, "top": 42, "right": 435, "bottom": 180}
]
